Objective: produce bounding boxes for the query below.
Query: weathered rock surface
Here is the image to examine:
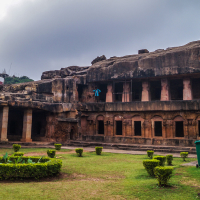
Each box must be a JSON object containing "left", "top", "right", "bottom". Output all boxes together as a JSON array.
[
  {"left": 86, "top": 40, "right": 200, "bottom": 82},
  {"left": 91, "top": 55, "right": 106, "bottom": 65},
  {"left": 40, "top": 40, "right": 200, "bottom": 83}
]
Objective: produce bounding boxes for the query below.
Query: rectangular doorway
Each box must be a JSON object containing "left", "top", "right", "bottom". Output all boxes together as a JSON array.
[
  {"left": 98, "top": 120, "right": 104, "bottom": 134},
  {"left": 154, "top": 121, "right": 162, "bottom": 136},
  {"left": 116, "top": 121, "right": 122, "bottom": 135},
  {"left": 175, "top": 121, "right": 184, "bottom": 137},
  {"left": 134, "top": 121, "right": 141, "bottom": 136}
]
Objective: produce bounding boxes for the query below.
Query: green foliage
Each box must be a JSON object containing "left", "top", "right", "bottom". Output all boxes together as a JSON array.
[
  {"left": 13, "top": 152, "right": 24, "bottom": 156},
  {"left": 2, "top": 152, "right": 9, "bottom": 163},
  {"left": 153, "top": 156, "right": 166, "bottom": 166},
  {"left": 4, "top": 76, "right": 33, "bottom": 84},
  {"left": 154, "top": 166, "right": 174, "bottom": 186},
  {"left": 75, "top": 148, "right": 83, "bottom": 157},
  {"left": 95, "top": 147, "right": 103, "bottom": 155},
  {"left": 147, "top": 150, "right": 154, "bottom": 159},
  {"left": 47, "top": 150, "right": 56, "bottom": 158},
  {"left": 143, "top": 159, "right": 160, "bottom": 176},
  {"left": 180, "top": 152, "right": 189, "bottom": 161},
  {"left": 12, "top": 144, "right": 21, "bottom": 152},
  {"left": 54, "top": 144, "right": 62, "bottom": 150},
  {"left": 166, "top": 154, "right": 173, "bottom": 165},
  {"left": 0, "top": 156, "right": 62, "bottom": 180},
  {"left": 0, "top": 153, "right": 45, "bottom": 165}
]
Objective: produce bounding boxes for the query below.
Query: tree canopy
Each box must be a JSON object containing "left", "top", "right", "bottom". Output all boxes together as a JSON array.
[{"left": 4, "top": 76, "right": 34, "bottom": 84}]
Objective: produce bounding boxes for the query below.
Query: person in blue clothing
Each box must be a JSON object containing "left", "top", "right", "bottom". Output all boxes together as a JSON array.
[{"left": 93, "top": 87, "right": 101, "bottom": 102}]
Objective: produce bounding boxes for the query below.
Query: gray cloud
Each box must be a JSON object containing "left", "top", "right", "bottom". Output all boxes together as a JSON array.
[{"left": 0, "top": 0, "right": 200, "bottom": 80}]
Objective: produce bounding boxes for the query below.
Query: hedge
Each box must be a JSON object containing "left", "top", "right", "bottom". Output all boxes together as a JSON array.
[
  {"left": 54, "top": 144, "right": 62, "bottom": 150},
  {"left": 13, "top": 144, "right": 21, "bottom": 152},
  {"left": 147, "top": 150, "right": 154, "bottom": 159},
  {"left": 166, "top": 155, "right": 173, "bottom": 165},
  {"left": 75, "top": 148, "right": 83, "bottom": 157},
  {"left": 95, "top": 147, "right": 103, "bottom": 155},
  {"left": 13, "top": 152, "right": 24, "bottom": 156},
  {"left": 47, "top": 150, "right": 56, "bottom": 158},
  {"left": 180, "top": 152, "right": 189, "bottom": 161},
  {"left": 143, "top": 159, "right": 160, "bottom": 176},
  {"left": 153, "top": 156, "right": 166, "bottom": 166},
  {"left": 154, "top": 166, "right": 174, "bottom": 186},
  {"left": 0, "top": 156, "right": 62, "bottom": 180}
]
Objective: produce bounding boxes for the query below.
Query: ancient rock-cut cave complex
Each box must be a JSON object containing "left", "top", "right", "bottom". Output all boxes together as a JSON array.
[{"left": 1, "top": 40, "right": 200, "bottom": 147}]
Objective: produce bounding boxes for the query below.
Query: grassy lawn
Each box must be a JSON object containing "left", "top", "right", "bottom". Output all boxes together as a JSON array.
[{"left": 0, "top": 148, "right": 199, "bottom": 200}]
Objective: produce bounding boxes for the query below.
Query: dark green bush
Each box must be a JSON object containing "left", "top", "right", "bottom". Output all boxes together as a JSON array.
[
  {"left": 0, "top": 156, "right": 62, "bottom": 180},
  {"left": 13, "top": 152, "right": 24, "bottom": 156},
  {"left": 147, "top": 150, "right": 154, "bottom": 159},
  {"left": 153, "top": 156, "right": 166, "bottom": 166},
  {"left": 95, "top": 147, "right": 103, "bottom": 155},
  {"left": 166, "top": 155, "right": 173, "bottom": 165},
  {"left": 154, "top": 166, "right": 174, "bottom": 186},
  {"left": 47, "top": 150, "right": 56, "bottom": 158},
  {"left": 54, "top": 144, "right": 62, "bottom": 150},
  {"left": 180, "top": 152, "right": 188, "bottom": 161},
  {"left": 12, "top": 144, "right": 21, "bottom": 152},
  {"left": 75, "top": 148, "right": 83, "bottom": 157},
  {"left": 143, "top": 159, "right": 160, "bottom": 176}
]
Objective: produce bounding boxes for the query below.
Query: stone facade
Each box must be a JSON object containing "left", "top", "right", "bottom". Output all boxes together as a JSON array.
[{"left": 1, "top": 40, "right": 200, "bottom": 146}]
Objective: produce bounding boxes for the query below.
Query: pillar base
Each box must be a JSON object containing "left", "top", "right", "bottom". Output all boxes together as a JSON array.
[
  {"left": 0, "top": 138, "right": 8, "bottom": 142},
  {"left": 20, "top": 138, "right": 32, "bottom": 142}
]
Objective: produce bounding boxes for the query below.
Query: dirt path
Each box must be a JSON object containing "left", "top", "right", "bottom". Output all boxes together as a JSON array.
[{"left": 23, "top": 150, "right": 91, "bottom": 157}]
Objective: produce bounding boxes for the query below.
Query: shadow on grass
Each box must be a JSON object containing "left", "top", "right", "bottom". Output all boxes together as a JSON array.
[{"left": 0, "top": 172, "right": 72, "bottom": 183}]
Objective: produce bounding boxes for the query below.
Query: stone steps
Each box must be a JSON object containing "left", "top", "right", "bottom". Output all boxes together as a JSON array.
[{"left": 67, "top": 141, "right": 197, "bottom": 154}]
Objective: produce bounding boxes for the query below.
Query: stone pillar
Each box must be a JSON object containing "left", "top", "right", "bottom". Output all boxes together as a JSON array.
[
  {"left": 141, "top": 81, "right": 149, "bottom": 101},
  {"left": 106, "top": 84, "right": 113, "bottom": 102},
  {"left": 0, "top": 106, "right": 9, "bottom": 142},
  {"left": 122, "top": 82, "right": 130, "bottom": 102},
  {"left": 21, "top": 109, "right": 32, "bottom": 142},
  {"left": 183, "top": 78, "right": 192, "bottom": 100},
  {"left": 160, "top": 79, "right": 170, "bottom": 101}
]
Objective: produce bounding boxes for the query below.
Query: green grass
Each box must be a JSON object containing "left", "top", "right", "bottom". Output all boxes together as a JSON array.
[{"left": 0, "top": 149, "right": 199, "bottom": 200}]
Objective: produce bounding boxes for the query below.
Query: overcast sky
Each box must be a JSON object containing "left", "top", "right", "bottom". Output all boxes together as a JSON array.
[{"left": 0, "top": 0, "right": 200, "bottom": 80}]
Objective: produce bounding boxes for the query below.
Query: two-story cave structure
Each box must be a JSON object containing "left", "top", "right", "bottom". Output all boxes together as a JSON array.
[{"left": 1, "top": 40, "right": 200, "bottom": 147}]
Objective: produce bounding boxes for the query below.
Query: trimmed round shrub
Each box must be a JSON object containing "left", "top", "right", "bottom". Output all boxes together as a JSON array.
[
  {"left": 147, "top": 150, "right": 154, "bottom": 159},
  {"left": 180, "top": 152, "right": 188, "bottom": 161},
  {"left": 154, "top": 166, "right": 174, "bottom": 186},
  {"left": 13, "top": 144, "right": 21, "bottom": 152},
  {"left": 13, "top": 152, "right": 24, "bottom": 156},
  {"left": 95, "top": 147, "right": 103, "bottom": 155},
  {"left": 47, "top": 150, "right": 56, "bottom": 158},
  {"left": 166, "top": 155, "right": 173, "bottom": 165},
  {"left": 75, "top": 148, "right": 83, "bottom": 157},
  {"left": 153, "top": 156, "right": 166, "bottom": 166},
  {"left": 0, "top": 156, "right": 62, "bottom": 180},
  {"left": 54, "top": 144, "right": 62, "bottom": 150},
  {"left": 143, "top": 159, "right": 160, "bottom": 176}
]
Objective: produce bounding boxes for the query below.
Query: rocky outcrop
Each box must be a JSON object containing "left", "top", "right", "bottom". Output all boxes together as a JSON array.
[
  {"left": 40, "top": 40, "right": 200, "bottom": 83},
  {"left": 86, "top": 40, "right": 200, "bottom": 82},
  {"left": 41, "top": 66, "right": 89, "bottom": 80},
  {"left": 91, "top": 55, "right": 106, "bottom": 65}
]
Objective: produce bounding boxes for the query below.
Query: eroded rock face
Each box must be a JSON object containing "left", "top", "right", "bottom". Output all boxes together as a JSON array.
[
  {"left": 86, "top": 40, "right": 200, "bottom": 82},
  {"left": 41, "top": 66, "right": 90, "bottom": 80},
  {"left": 40, "top": 40, "right": 200, "bottom": 83},
  {"left": 91, "top": 55, "right": 106, "bottom": 65}
]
